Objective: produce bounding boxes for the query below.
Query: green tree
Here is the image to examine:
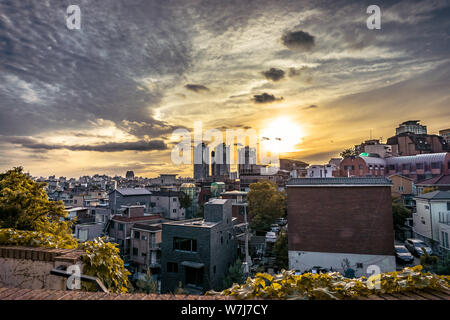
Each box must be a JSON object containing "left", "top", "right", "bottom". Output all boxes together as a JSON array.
[
  {"left": 420, "top": 250, "right": 439, "bottom": 272},
  {"left": 247, "top": 180, "right": 285, "bottom": 232},
  {"left": 0, "top": 167, "right": 71, "bottom": 234},
  {"left": 179, "top": 191, "right": 192, "bottom": 209},
  {"left": 135, "top": 268, "right": 158, "bottom": 294},
  {"left": 392, "top": 202, "right": 411, "bottom": 227},
  {"left": 273, "top": 231, "right": 288, "bottom": 270},
  {"left": 340, "top": 148, "right": 357, "bottom": 158},
  {"left": 222, "top": 259, "right": 245, "bottom": 290}
]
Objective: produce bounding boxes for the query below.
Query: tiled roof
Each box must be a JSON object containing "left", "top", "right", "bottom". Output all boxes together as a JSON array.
[
  {"left": 0, "top": 286, "right": 448, "bottom": 300},
  {"left": 286, "top": 177, "right": 392, "bottom": 186},
  {"left": 417, "top": 174, "right": 450, "bottom": 186},
  {"left": 0, "top": 287, "right": 233, "bottom": 300}
]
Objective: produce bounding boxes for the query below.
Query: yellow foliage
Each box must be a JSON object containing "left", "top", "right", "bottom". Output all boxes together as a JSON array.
[{"left": 206, "top": 266, "right": 450, "bottom": 300}]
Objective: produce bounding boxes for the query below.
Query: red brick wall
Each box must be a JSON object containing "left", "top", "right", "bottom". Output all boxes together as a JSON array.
[{"left": 287, "top": 186, "right": 394, "bottom": 256}]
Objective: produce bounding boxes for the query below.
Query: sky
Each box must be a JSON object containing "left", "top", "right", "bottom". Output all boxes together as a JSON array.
[{"left": 0, "top": 0, "right": 449, "bottom": 178}]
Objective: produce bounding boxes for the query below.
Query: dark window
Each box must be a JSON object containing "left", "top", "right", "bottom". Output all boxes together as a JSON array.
[
  {"left": 118, "top": 223, "right": 124, "bottom": 231},
  {"left": 110, "top": 221, "right": 115, "bottom": 229},
  {"left": 132, "top": 247, "right": 138, "bottom": 256},
  {"left": 431, "top": 162, "right": 440, "bottom": 169},
  {"left": 134, "top": 231, "right": 140, "bottom": 239},
  {"left": 447, "top": 202, "right": 450, "bottom": 211},
  {"left": 221, "top": 236, "right": 223, "bottom": 244},
  {"left": 388, "top": 165, "right": 395, "bottom": 171},
  {"left": 356, "top": 263, "right": 363, "bottom": 269},
  {"left": 359, "top": 165, "right": 363, "bottom": 169},
  {"left": 173, "top": 237, "right": 197, "bottom": 252},
  {"left": 416, "top": 162, "right": 424, "bottom": 170},
  {"left": 167, "top": 262, "right": 178, "bottom": 273},
  {"left": 402, "top": 164, "right": 410, "bottom": 170},
  {"left": 141, "top": 252, "right": 146, "bottom": 257},
  {"left": 213, "top": 265, "right": 216, "bottom": 274}
]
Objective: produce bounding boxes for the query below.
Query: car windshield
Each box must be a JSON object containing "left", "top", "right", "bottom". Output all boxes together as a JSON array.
[
  {"left": 396, "top": 247, "right": 409, "bottom": 253},
  {"left": 414, "top": 242, "right": 426, "bottom": 247}
]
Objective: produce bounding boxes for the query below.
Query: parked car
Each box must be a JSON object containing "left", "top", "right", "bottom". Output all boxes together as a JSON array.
[
  {"left": 270, "top": 224, "right": 281, "bottom": 233},
  {"left": 275, "top": 218, "right": 287, "bottom": 226},
  {"left": 394, "top": 245, "right": 414, "bottom": 264},
  {"left": 265, "top": 231, "right": 277, "bottom": 243},
  {"left": 404, "top": 239, "right": 433, "bottom": 256}
]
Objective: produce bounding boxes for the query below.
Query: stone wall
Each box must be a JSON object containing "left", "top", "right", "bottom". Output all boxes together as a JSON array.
[{"left": 0, "top": 246, "right": 84, "bottom": 290}]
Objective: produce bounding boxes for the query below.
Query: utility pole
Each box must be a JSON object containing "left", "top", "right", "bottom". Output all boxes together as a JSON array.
[{"left": 243, "top": 204, "right": 251, "bottom": 276}]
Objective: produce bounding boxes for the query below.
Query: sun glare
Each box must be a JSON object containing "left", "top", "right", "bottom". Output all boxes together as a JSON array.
[{"left": 260, "top": 117, "right": 304, "bottom": 154}]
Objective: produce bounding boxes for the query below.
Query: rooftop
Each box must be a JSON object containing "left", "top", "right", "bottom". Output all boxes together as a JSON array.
[
  {"left": 287, "top": 177, "right": 392, "bottom": 186},
  {"left": 132, "top": 223, "right": 162, "bottom": 232},
  {"left": 111, "top": 188, "right": 151, "bottom": 196},
  {"left": 414, "top": 190, "right": 450, "bottom": 200},
  {"left": 112, "top": 214, "right": 163, "bottom": 223},
  {"left": 417, "top": 174, "right": 450, "bottom": 186}
]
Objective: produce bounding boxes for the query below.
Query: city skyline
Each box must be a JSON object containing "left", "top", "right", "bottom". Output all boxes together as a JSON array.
[{"left": 1, "top": 1, "right": 450, "bottom": 178}]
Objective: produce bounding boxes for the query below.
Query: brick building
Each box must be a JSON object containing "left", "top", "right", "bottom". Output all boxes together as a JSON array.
[{"left": 286, "top": 177, "right": 396, "bottom": 277}]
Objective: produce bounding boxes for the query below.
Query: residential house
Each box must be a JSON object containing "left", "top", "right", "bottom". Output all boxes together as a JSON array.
[
  {"left": 150, "top": 190, "right": 186, "bottom": 220},
  {"left": 108, "top": 188, "right": 152, "bottom": 214},
  {"left": 412, "top": 191, "right": 450, "bottom": 254}
]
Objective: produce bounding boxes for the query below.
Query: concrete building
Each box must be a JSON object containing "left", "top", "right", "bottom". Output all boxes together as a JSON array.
[
  {"left": 287, "top": 177, "right": 395, "bottom": 277},
  {"left": 306, "top": 164, "right": 337, "bottom": 178},
  {"left": 395, "top": 120, "right": 427, "bottom": 135},
  {"left": 212, "top": 143, "right": 230, "bottom": 178},
  {"left": 108, "top": 188, "right": 152, "bottom": 214},
  {"left": 160, "top": 199, "right": 237, "bottom": 293},
  {"left": 194, "top": 143, "right": 209, "bottom": 181},
  {"left": 107, "top": 206, "right": 165, "bottom": 262},
  {"left": 221, "top": 190, "right": 248, "bottom": 224},
  {"left": 440, "top": 129, "right": 450, "bottom": 144},
  {"left": 130, "top": 223, "right": 163, "bottom": 276},
  {"left": 412, "top": 191, "right": 450, "bottom": 254},
  {"left": 150, "top": 190, "right": 186, "bottom": 220},
  {"left": 279, "top": 158, "right": 309, "bottom": 178},
  {"left": 355, "top": 139, "right": 392, "bottom": 158}
]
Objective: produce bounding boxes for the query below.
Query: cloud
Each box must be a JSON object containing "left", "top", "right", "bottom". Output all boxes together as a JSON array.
[
  {"left": 252, "top": 93, "right": 283, "bottom": 104},
  {"left": 185, "top": 84, "right": 210, "bottom": 93},
  {"left": 303, "top": 104, "right": 318, "bottom": 110},
  {"left": 3, "top": 136, "right": 168, "bottom": 152},
  {"left": 261, "top": 68, "right": 285, "bottom": 81},
  {"left": 281, "top": 30, "right": 315, "bottom": 51},
  {"left": 288, "top": 66, "right": 309, "bottom": 77}
]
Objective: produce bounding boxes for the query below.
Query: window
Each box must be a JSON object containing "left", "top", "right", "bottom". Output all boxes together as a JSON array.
[
  {"left": 110, "top": 221, "right": 115, "bottom": 229},
  {"left": 134, "top": 231, "right": 140, "bottom": 239},
  {"left": 132, "top": 247, "right": 138, "bottom": 256},
  {"left": 425, "top": 205, "right": 429, "bottom": 210},
  {"left": 213, "top": 265, "right": 216, "bottom": 274},
  {"left": 172, "top": 209, "right": 177, "bottom": 213},
  {"left": 416, "top": 162, "right": 424, "bottom": 170},
  {"left": 141, "top": 252, "right": 147, "bottom": 257},
  {"left": 173, "top": 198, "right": 177, "bottom": 202},
  {"left": 431, "top": 162, "right": 440, "bottom": 169},
  {"left": 388, "top": 164, "right": 395, "bottom": 171},
  {"left": 118, "top": 223, "right": 124, "bottom": 231},
  {"left": 447, "top": 202, "right": 450, "bottom": 211},
  {"left": 442, "top": 232, "right": 449, "bottom": 249},
  {"left": 173, "top": 237, "right": 197, "bottom": 252},
  {"left": 356, "top": 263, "right": 363, "bottom": 269},
  {"left": 167, "top": 262, "right": 178, "bottom": 273}
]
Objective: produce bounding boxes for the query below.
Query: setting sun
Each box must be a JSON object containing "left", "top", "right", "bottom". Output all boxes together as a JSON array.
[{"left": 260, "top": 117, "right": 304, "bottom": 154}]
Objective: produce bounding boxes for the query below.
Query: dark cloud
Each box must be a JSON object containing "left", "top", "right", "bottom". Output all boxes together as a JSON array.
[
  {"left": 185, "top": 84, "right": 210, "bottom": 93},
  {"left": 281, "top": 30, "right": 315, "bottom": 51},
  {"left": 252, "top": 93, "right": 283, "bottom": 104},
  {"left": 303, "top": 104, "right": 318, "bottom": 110},
  {"left": 3, "top": 136, "right": 167, "bottom": 152},
  {"left": 261, "top": 68, "right": 285, "bottom": 81},
  {"left": 288, "top": 66, "right": 309, "bottom": 77},
  {"left": 0, "top": 1, "right": 192, "bottom": 138}
]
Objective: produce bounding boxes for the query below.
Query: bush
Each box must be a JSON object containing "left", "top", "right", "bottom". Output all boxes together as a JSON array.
[{"left": 206, "top": 265, "right": 450, "bottom": 300}]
